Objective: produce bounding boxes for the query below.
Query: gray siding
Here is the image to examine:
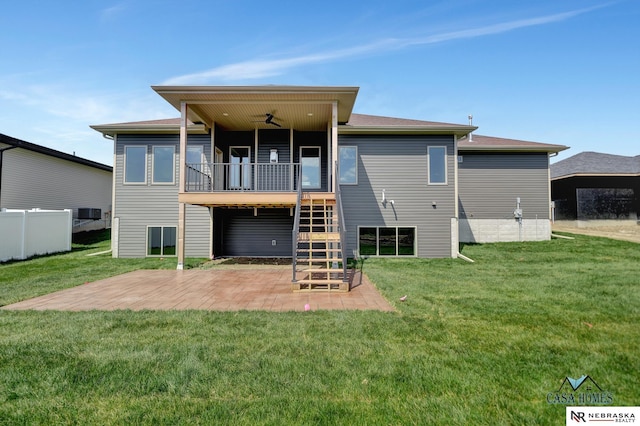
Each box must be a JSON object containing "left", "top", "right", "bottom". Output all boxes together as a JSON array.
[
  {"left": 338, "top": 135, "right": 456, "bottom": 258},
  {"left": 458, "top": 153, "right": 550, "bottom": 220},
  {"left": 217, "top": 208, "right": 293, "bottom": 257},
  {"left": 114, "top": 134, "right": 211, "bottom": 258},
  {"left": 0, "top": 143, "right": 112, "bottom": 218}
]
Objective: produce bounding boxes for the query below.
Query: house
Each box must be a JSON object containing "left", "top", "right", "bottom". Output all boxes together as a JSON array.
[
  {"left": 91, "top": 85, "right": 567, "bottom": 290},
  {"left": 0, "top": 133, "right": 113, "bottom": 232},
  {"left": 551, "top": 151, "right": 639, "bottom": 223}
]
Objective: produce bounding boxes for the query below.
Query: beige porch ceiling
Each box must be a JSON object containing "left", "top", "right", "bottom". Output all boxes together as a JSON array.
[{"left": 152, "top": 85, "right": 359, "bottom": 131}]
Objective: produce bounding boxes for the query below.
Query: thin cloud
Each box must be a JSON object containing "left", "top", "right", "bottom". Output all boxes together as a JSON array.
[
  {"left": 162, "top": 4, "right": 607, "bottom": 85},
  {"left": 100, "top": 3, "right": 127, "bottom": 21}
]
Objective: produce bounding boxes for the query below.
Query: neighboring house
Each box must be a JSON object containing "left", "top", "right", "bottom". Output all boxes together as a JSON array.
[
  {"left": 91, "top": 85, "right": 567, "bottom": 290},
  {"left": 0, "top": 133, "right": 113, "bottom": 231},
  {"left": 551, "top": 151, "right": 640, "bottom": 222}
]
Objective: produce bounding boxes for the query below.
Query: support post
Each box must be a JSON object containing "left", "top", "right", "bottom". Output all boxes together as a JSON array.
[
  {"left": 177, "top": 102, "right": 188, "bottom": 270},
  {"left": 331, "top": 101, "right": 338, "bottom": 193}
]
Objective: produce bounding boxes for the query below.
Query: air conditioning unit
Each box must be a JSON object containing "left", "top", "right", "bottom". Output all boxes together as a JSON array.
[{"left": 78, "top": 208, "right": 101, "bottom": 220}]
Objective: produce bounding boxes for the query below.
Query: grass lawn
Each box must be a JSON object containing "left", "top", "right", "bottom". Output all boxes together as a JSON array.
[{"left": 0, "top": 231, "right": 638, "bottom": 424}]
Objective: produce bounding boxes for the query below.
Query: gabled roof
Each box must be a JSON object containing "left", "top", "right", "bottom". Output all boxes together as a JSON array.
[
  {"left": 0, "top": 133, "right": 112, "bottom": 172},
  {"left": 458, "top": 134, "right": 568, "bottom": 153},
  {"left": 551, "top": 151, "right": 640, "bottom": 179}
]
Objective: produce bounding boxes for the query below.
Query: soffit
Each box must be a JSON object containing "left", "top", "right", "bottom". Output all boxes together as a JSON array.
[{"left": 152, "top": 86, "right": 359, "bottom": 131}]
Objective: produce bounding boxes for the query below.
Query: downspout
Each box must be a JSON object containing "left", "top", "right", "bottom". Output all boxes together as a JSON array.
[{"left": 0, "top": 146, "right": 18, "bottom": 208}]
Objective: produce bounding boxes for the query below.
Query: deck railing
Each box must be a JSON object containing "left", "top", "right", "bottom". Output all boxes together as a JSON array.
[
  {"left": 185, "top": 162, "right": 300, "bottom": 192},
  {"left": 334, "top": 161, "right": 349, "bottom": 282}
]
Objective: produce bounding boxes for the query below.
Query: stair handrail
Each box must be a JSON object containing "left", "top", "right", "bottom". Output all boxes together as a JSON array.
[
  {"left": 291, "top": 164, "right": 303, "bottom": 282},
  {"left": 334, "top": 161, "right": 349, "bottom": 283}
]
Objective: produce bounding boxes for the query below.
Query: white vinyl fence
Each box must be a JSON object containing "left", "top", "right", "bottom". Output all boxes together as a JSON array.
[{"left": 0, "top": 208, "right": 72, "bottom": 262}]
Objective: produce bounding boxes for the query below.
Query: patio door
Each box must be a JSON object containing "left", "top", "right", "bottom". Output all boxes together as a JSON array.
[
  {"left": 300, "top": 146, "right": 321, "bottom": 189},
  {"left": 230, "top": 147, "right": 251, "bottom": 190}
]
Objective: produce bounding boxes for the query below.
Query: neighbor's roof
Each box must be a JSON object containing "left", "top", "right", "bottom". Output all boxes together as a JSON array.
[
  {"left": 0, "top": 133, "right": 112, "bottom": 172},
  {"left": 458, "top": 134, "right": 568, "bottom": 153},
  {"left": 551, "top": 151, "right": 640, "bottom": 179}
]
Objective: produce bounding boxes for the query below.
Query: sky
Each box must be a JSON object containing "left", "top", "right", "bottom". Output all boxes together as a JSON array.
[{"left": 1, "top": 0, "right": 638, "bottom": 166}]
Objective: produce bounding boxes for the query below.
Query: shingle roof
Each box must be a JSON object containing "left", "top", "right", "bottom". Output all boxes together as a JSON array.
[
  {"left": 0, "top": 133, "right": 112, "bottom": 172},
  {"left": 91, "top": 114, "right": 567, "bottom": 153},
  {"left": 345, "top": 113, "right": 467, "bottom": 128},
  {"left": 458, "top": 134, "right": 568, "bottom": 153},
  {"left": 551, "top": 151, "right": 640, "bottom": 179}
]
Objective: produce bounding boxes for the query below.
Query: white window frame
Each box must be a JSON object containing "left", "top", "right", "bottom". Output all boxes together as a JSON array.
[
  {"left": 338, "top": 146, "right": 358, "bottom": 185},
  {"left": 152, "top": 146, "right": 176, "bottom": 185},
  {"left": 123, "top": 145, "right": 147, "bottom": 185},
  {"left": 229, "top": 146, "right": 252, "bottom": 190},
  {"left": 300, "top": 146, "right": 321, "bottom": 189},
  {"left": 357, "top": 226, "right": 417, "bottom": 257},
  {"left": 428, "top": 146, "right": 447, "bottom": 185},
  {"left": 146, "top": 225, "right": 177, "bottom": 257}
]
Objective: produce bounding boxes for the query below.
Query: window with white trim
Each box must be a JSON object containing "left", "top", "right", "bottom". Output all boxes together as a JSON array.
[
  {"left": 147, "top": 226, "right": 176, "bottom": 256},
  {"left": 339, "top": 146, "right": 357, "bottom": 185},
  {"left": 428, "top": 146, "right": 447, "bottom": 185},
  {"left": 124, "top": 146, "right": 147, "bottom": 184},
  {"left": 152, "top": 146, "right": 175, "bottom": 184},
  {"left": 358, "top": 226, "right": 416, "bottom": 256}
]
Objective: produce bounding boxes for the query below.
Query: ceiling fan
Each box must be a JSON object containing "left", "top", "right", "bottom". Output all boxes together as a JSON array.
[{"left": 253, "top": 112, "right": 282, "bottom": 127}]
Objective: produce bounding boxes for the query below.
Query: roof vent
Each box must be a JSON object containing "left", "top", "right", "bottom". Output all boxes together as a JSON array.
[{"left": 468, "top": 115, "right": 473, "bottom": 142}]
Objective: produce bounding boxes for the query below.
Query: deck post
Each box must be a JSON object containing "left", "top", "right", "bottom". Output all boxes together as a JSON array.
[
  {"left": 331, "top": 101, "right": 338, "bottom": 193},
  {"left": 177, "top": 102, "right": 188, "bottom": 270}
]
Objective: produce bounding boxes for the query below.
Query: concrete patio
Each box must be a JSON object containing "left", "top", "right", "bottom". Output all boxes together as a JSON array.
[{"left": 1, "top": 266, "right": 395, "bottom": 312}]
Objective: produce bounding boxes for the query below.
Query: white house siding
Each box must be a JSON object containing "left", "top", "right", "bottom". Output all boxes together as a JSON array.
[
  {"left": 0, "top": 143, "right": 112, "bottom": 219},
  {"left": 338, "top": 135, "right": 456, "bottom": 258},
  {"left": 113, "top": 134, "right": 211, "bottom": 258},
  {"left": 457, "top": 152, "right": 551, "bottom": 242}
]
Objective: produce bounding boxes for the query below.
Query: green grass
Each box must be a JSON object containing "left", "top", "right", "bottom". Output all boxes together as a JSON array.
[{"left": 0, "top": 231, "right": 638, "bottom": 424}]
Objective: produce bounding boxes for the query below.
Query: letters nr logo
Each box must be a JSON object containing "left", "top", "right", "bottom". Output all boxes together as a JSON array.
[{"left": 570, "top": 410, "right": 586, "bottom": 422}]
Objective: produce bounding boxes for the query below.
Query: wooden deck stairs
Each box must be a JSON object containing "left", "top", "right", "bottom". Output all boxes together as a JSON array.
[{"left": 292, "top": 193, "right": 349, "bottom": 292}]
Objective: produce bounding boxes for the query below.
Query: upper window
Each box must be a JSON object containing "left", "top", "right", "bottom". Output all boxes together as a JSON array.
[
  {"left": 186, "top": 146, "right": 204, "bottom": 167},
  {"left": 152, "top": 146, "right": 175, "bottom": 184},
  {"left": 124, "top": 146, "right": 146, "bottom": 184},
  {"left": 428, "top": 146, "right": 447, "bottom": 185},
  {"left": 338, "top": 146, "right": 357, "bottom": 185}
]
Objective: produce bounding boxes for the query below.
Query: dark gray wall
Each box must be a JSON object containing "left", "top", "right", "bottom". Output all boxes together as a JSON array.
[
  {"left": 338, "top": 134, "right": 456, "bottom": 258},
  {"left": 458, "top": 152, "right": 551, "bottom": 220},
  {"left": 215, "top": 208, "right": 293, "bottom": 257}
]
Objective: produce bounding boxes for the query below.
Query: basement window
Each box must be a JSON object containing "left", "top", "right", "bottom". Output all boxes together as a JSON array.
[
  {"left": 358, "top": 226, "right": 416, "bottom": 256},
  {"left": 147, "top": 226, "right": 176, "bottom": 256}
]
